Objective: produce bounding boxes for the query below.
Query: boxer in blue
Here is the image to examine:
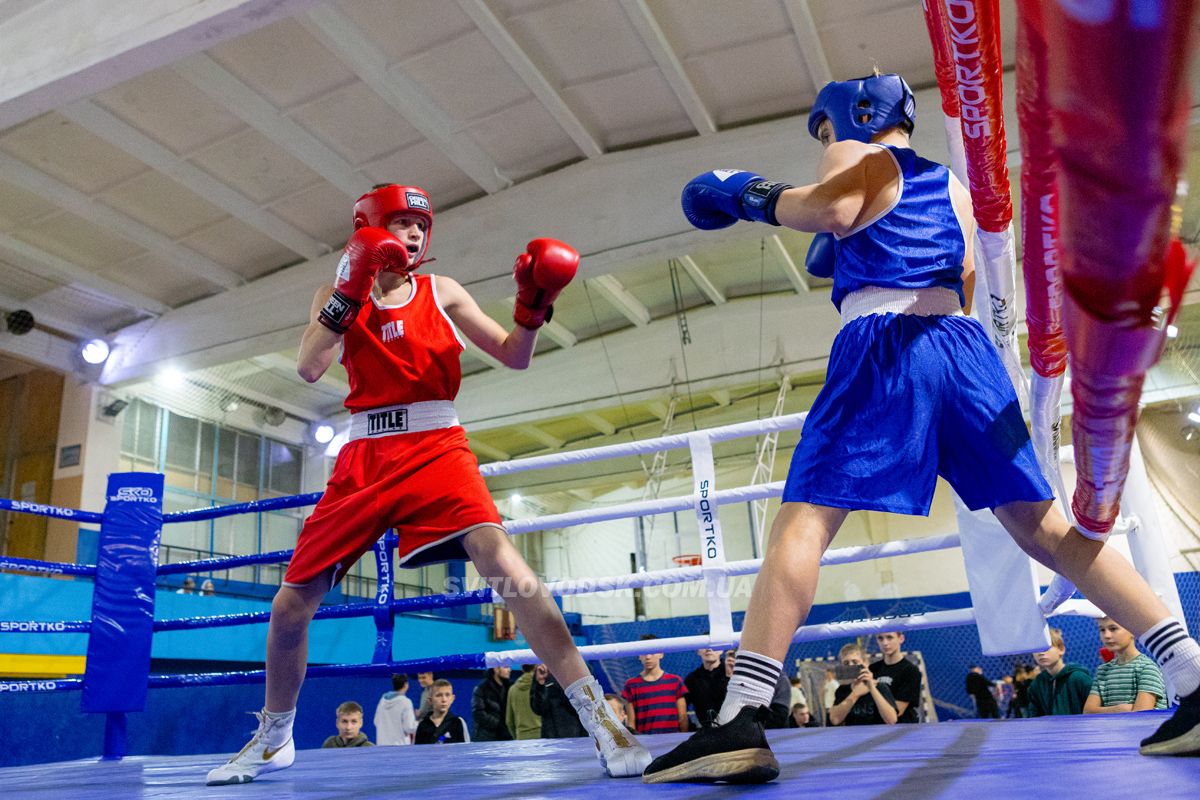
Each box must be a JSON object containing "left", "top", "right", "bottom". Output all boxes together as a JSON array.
[{"left": 642, "top": 74, "right": 1200, "bottom": 783}]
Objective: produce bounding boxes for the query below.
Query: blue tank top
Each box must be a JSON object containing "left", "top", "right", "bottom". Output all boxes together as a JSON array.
[{"left": 829, "top": 146, "right": 966, "bottom": 310}]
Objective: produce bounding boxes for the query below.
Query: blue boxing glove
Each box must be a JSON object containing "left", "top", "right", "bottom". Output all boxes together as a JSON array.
[
  {"left": 680, "top": 170, "right": 794, "bottom": 230},
  {"left": 805, "top": 232, "right": 836, "bottom": 278}
]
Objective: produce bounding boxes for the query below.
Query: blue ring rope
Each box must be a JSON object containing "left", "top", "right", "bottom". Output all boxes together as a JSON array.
[
  {"left": 0, "top": 497, "right": 102, "bottom": 524},
  {"left": 0, "top": 556, "right": 96, "bottom": 577},
  {"left": 162, "top": 492, "right": 323, "bottom": 523},
  {"left": 156, "top": 549, "right": 293, "bottom": 575}
]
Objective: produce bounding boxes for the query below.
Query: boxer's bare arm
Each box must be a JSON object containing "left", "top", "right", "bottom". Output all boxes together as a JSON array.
[
  {"left": 772, "top": 141, "right": 890, "bottom": 236},
  {"left": 949, "top": 176, "right": 977, "bottom": 315},
  {"left": 298, "top": 285, "right": 343, "bottom": 382},
  {"left": 436, "top": 276, "right": 537, "bottom": 369}
]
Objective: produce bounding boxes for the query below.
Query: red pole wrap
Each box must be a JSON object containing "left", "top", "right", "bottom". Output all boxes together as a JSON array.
[
  {"left": 1043, "top": 0, "right": 1199, "bottom": 533},
  {"left": 921, "top": 0, "right": 963, "bottom": 116},
  {"left": 1016, "top": 0, "right": 1066, "bottom": 379},
  {"left": 943, "top": 0, "right": 1012, "bottom": 233}
]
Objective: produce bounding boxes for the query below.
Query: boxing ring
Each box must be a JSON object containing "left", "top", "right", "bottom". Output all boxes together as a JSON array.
[{"left": 0, "top": 411, "right": 1194, "bottom": 797}]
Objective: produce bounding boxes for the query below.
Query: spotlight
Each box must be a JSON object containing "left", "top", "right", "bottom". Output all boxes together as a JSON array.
[
  {"left": 324, "top": 430, "right": 348, "bottom": 458},
  {"left": 313, "top": 423, "right": 335, "bottom": 444},
  {"left": 101, "top": 398, "right": 129, "bottom": 418},
  {"left": 80, "top": 338, "right": 110, "bottom": 365},
  {"left": 156, "top": 367, "right": 185, "bottom": 389},
  {"left": 262, "top": 406, "right": 286, "bottom": 426},
  {"left": 1166, "top": 324, "right": 1179, "bottom": 339},
  {"left": 1189, "top": 410, "right": 1200, "bottom": 425},
  {"left": 511, "top": 493, "right": 522, "bottom": 505},
  {"left": 220, "top": 397, "right": 240, "bottom": 413}
]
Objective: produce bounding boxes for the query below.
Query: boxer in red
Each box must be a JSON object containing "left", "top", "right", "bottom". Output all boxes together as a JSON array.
[{"left": 207, "top": 184, "right": 650, "bottom": 785}]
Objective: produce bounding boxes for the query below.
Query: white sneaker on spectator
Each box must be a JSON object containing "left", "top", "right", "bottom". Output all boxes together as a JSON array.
[
  {"left": 205, "top": 709, "right": 295, "bottom": 785},
  {"left": 567, "top": 676, "right": 652, "bottom": 778}
]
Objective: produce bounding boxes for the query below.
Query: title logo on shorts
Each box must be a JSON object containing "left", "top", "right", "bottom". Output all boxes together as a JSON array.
[
  {"left": 381, "top": 320, "right": 404, "bottom": 342},
  {"left": 109, "top": 486, "right": 158, "bottom": 504},
  {"left": 405, "top": 192, "right": 430, "bottom": 211},
  {"left": 367, "top": 408, "right": 409, "bottom": 436}
]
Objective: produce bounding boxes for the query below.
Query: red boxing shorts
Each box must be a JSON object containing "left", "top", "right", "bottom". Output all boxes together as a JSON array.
[{"left": 283, "top": 425, "right": 502, "bottom": 588}]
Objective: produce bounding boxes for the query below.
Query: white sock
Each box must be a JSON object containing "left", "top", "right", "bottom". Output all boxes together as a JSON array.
[
  {"left": 262, "top": 707, "right": 296, "bottom": 746},
  {"left": 716, "top": 650, "right": 781, "bottom": 725},
  {"left": 1139, "top": 617, "right": 1200, "bottom": 697}
]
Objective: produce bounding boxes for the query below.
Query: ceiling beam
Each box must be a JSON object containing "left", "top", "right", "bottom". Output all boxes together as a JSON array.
[
  {"left": 455, "top": 0, "right": 602, "bottom": 158},
  {"left": 580, "top": 412, "right": 616, "bottom": 436},
  {"left": 0, "top": 327, "right": 78, "bottom": 373},
  {"left": 767, "top": 234, "right": 809, "bottom": 293},
  {"left": 61, "top": 99, "right": 330, "bottom": 261},
  {"left": 540, "top": 319, "right": 578, "bottom": 349},
  {"left": 0, "top": 151, "right": 243, "bottom": 289},
  {"left": 678, "top": 255, "right": 726, "bottom": 304},
  {"left": 0, "top": 233, "right": 168, "bottom": 316},
  {"left": 710, "top": 389, "right": 732, "bottom": 407},
  {"left": 646, "top": 400, "right": 670, "bottom": 420},
  {"left": 619, "top": 0, "right": 716, "bottom": 135},
  {"left": 516, "top": 423, "right": 564, "bottom": 450},
  {"left": 469, "top": 437, "right": 511, "bottom": 462},
  {"left": 174, "top": 53, "right": 367, "bottom": 199},
  {"left": 0, "top": 0, "right": 325, "bottom": 131},
  {"left": 782, "top": 0, "right": 833, "bottom": 89},
  {"left": 189, "top": 369, "right": 319, "bottom": 423},
  {"left": 303, "top": 5, "right": 508, "bottom": 194},
  {"left": 587, "top": 274, "right": 651, "bottom": 327}
]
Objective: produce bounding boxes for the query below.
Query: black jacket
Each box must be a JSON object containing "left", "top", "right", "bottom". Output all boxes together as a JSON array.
[
  {"left": 529, "top": 675, "right": 587, "bottom": 738},
  {"left": 471, "top": 673, "right": 513, "bottom": 741}
]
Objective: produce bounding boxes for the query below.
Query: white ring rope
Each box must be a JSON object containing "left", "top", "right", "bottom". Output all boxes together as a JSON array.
[{"left": 479, "top": 412, "right": 807, "bottom": 478}]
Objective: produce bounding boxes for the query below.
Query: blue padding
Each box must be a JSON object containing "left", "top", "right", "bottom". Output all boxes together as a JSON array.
[
  {"left": 372, "top": 534, "right": 396, "bottom": 663},
  {"left": 81, "top": 473, "right": 164, "bottom": 714},
  {"left": 0, "top": 496, "right": 103, "bottom": 524},
  {"left": 162, "top": 492, "right": 322, "bottom": 523}
]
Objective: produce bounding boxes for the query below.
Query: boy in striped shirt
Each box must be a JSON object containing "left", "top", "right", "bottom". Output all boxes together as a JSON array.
[
  {"left": 1084, "top": 617, "right": 1168, "bottom": 714},
  {"left": 623, "top": 635, "right": 688, "bottom": 733}
]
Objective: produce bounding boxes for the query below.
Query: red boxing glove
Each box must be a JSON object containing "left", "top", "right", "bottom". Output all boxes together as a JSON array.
[
  {"left": 513, "top": 238, "right": 579, "bottom": 329},
  {"left": 319, "top": 227, "right": 409, "bottom": 333}
]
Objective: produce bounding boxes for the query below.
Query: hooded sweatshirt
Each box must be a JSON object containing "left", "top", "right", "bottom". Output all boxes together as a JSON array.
[
  {"left": 1028, "top": 663, "right": 1092, "bottom": 716},
  {"left": 322, "top": 732, "right": 374, "bottom": 748},
  {"left": 374, "top": 690, "right": 417, "bottom": 745}
]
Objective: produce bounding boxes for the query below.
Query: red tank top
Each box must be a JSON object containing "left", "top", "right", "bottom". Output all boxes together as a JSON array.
[{"left": 340, "top": 274, "right": 465, "bottom": 412}]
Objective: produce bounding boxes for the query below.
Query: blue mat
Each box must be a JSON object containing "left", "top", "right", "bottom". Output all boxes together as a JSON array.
[{"left": 3, "top": 712, "right": 1194, "bottom": 799}]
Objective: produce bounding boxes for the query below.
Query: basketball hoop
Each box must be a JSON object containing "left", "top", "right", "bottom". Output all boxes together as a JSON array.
[{"left": 672, "top": 554, "right": 702, "bottom": 567}]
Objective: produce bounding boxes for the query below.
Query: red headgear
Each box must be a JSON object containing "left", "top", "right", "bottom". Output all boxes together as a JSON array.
[{"left": 353, "top": 184, "right": 433, "bottom": 270}]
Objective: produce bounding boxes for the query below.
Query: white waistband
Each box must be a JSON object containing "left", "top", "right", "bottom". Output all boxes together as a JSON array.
[
  {"left": 839, "top": 286, "right": 964, "bottom": 327},
  {"left": 349, "top": 400, "right": 460, "bottom": 441}
]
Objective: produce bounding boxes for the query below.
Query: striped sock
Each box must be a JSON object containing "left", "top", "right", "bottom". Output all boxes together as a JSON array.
[
  {"left": 1139, "top": 617, "right": 1200, "bottom": 697},
  {"left": 716, "top": 650, "right": 781, "bottom": 725}
]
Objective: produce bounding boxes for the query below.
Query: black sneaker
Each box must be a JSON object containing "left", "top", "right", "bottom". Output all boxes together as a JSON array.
[
  {"left": 1140, "top": 688, "right": 1200, "bottom": 756},
  {"left": 642, "top": 706, "right": 780, "bottom": 784}
]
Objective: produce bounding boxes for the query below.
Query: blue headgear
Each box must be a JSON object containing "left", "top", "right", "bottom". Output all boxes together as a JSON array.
[{"left": 807, "top": 74, "right": 916, "bottom": 144}]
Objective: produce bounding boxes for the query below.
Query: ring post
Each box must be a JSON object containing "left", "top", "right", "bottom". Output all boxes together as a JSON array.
[
  {"left": 80, "top": 472, "right": 165, "bottom": 760},
  {"left": 372, "top": 531, "right": 397, "bottom": 663}
]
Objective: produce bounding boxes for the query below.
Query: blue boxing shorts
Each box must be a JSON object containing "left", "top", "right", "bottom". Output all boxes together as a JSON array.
[{"left": 783, "top": 299, "right": 1053, "bottom": 515}]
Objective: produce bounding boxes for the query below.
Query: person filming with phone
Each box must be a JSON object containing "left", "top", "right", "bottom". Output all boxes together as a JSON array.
[{"left": 828, "top": 642, "right": 898, "bottom": 726}]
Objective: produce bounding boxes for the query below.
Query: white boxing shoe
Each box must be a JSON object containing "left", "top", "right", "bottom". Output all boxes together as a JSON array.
[
  {"left": 205, "top": 709, "right": 296, "bottom": 786},
  {"left": 567, "top": 676, "right": 653, "bottom": 778}
]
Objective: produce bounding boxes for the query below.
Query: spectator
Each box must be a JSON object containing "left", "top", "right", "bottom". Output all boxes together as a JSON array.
[
  {"left": 965, "top": 665, "right": 1000, "bottom": 719},
  {"left": 996, "top": 674, "right": 1014, "bottom": 717},
  {"left": 415, "top": 671, "right": 435, "bottom": 722},
  {"left": 1084, "top": 616, "right": 1168, "bottom": 714},
  {"left": 529, "top": 663, "right": 586, "bottom": 739},
  {"left": 322, "top": 701, "right": 374, "bottom": 748},
  {"left": 683, "top": 646, "right": 728, "bottom": 729},
  {"left": 822, "top": 667, "right": 839, "bottom": 714},
  {"left": 605, "top": 693, "right": 637, "bottom": 733},
  {"left": 505, "top": 664, "right": 542, "bottom": 740},
  {"left": 471, "top": 666, "right": 513, "bottom": 741},
  {"left": 723, "top": 649, "right": 736, "bottom": 679},
  {"left": 870, "top": 631, "right": 922, "bottom": 723},
  {"left": 829, "top": 642, "right": 898, "bottom": 726},
  {"left": 1010, "top": 664, "right": 1033, "bottom": 718},
  {"left": 415, "top": 679, "right": 469, "bottom": 744},
  {"left": 622, "top": 635, "right": 688, "bottom": 733},
  {"left": 374, "top": 673, "right": 417, "bottom": 746},
  {"left": 789, "top": 703, "right": 820, "bottom": 728},
  {"left": 200, "top": 579, "right": 216, "bottom": 596},
  {"left": 176, "top": 577, "right": 196, "bottom": 595},
  {"left": 789, "top": 676, "right": 806, "bottom": 709},
  {"left": 1028, "top": 628, "right": 1092, "bottom": 716}
]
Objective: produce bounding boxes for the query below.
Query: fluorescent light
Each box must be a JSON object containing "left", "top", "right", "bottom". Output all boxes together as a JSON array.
[
  {"left": 156, "top": 367, "right": 185, "bottom": 389},
  {"left": 1166, "top": 324, "right": 1179, "bottom": 339},
  {"left": 511, "top": 493, "right": 522, "bottom": 504},
  {"left": 1188, "top": 411, "right": 1200, "bottom": 425},
  {"left": 314, "top": 424, "right": 335, "bottom": 444}
]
